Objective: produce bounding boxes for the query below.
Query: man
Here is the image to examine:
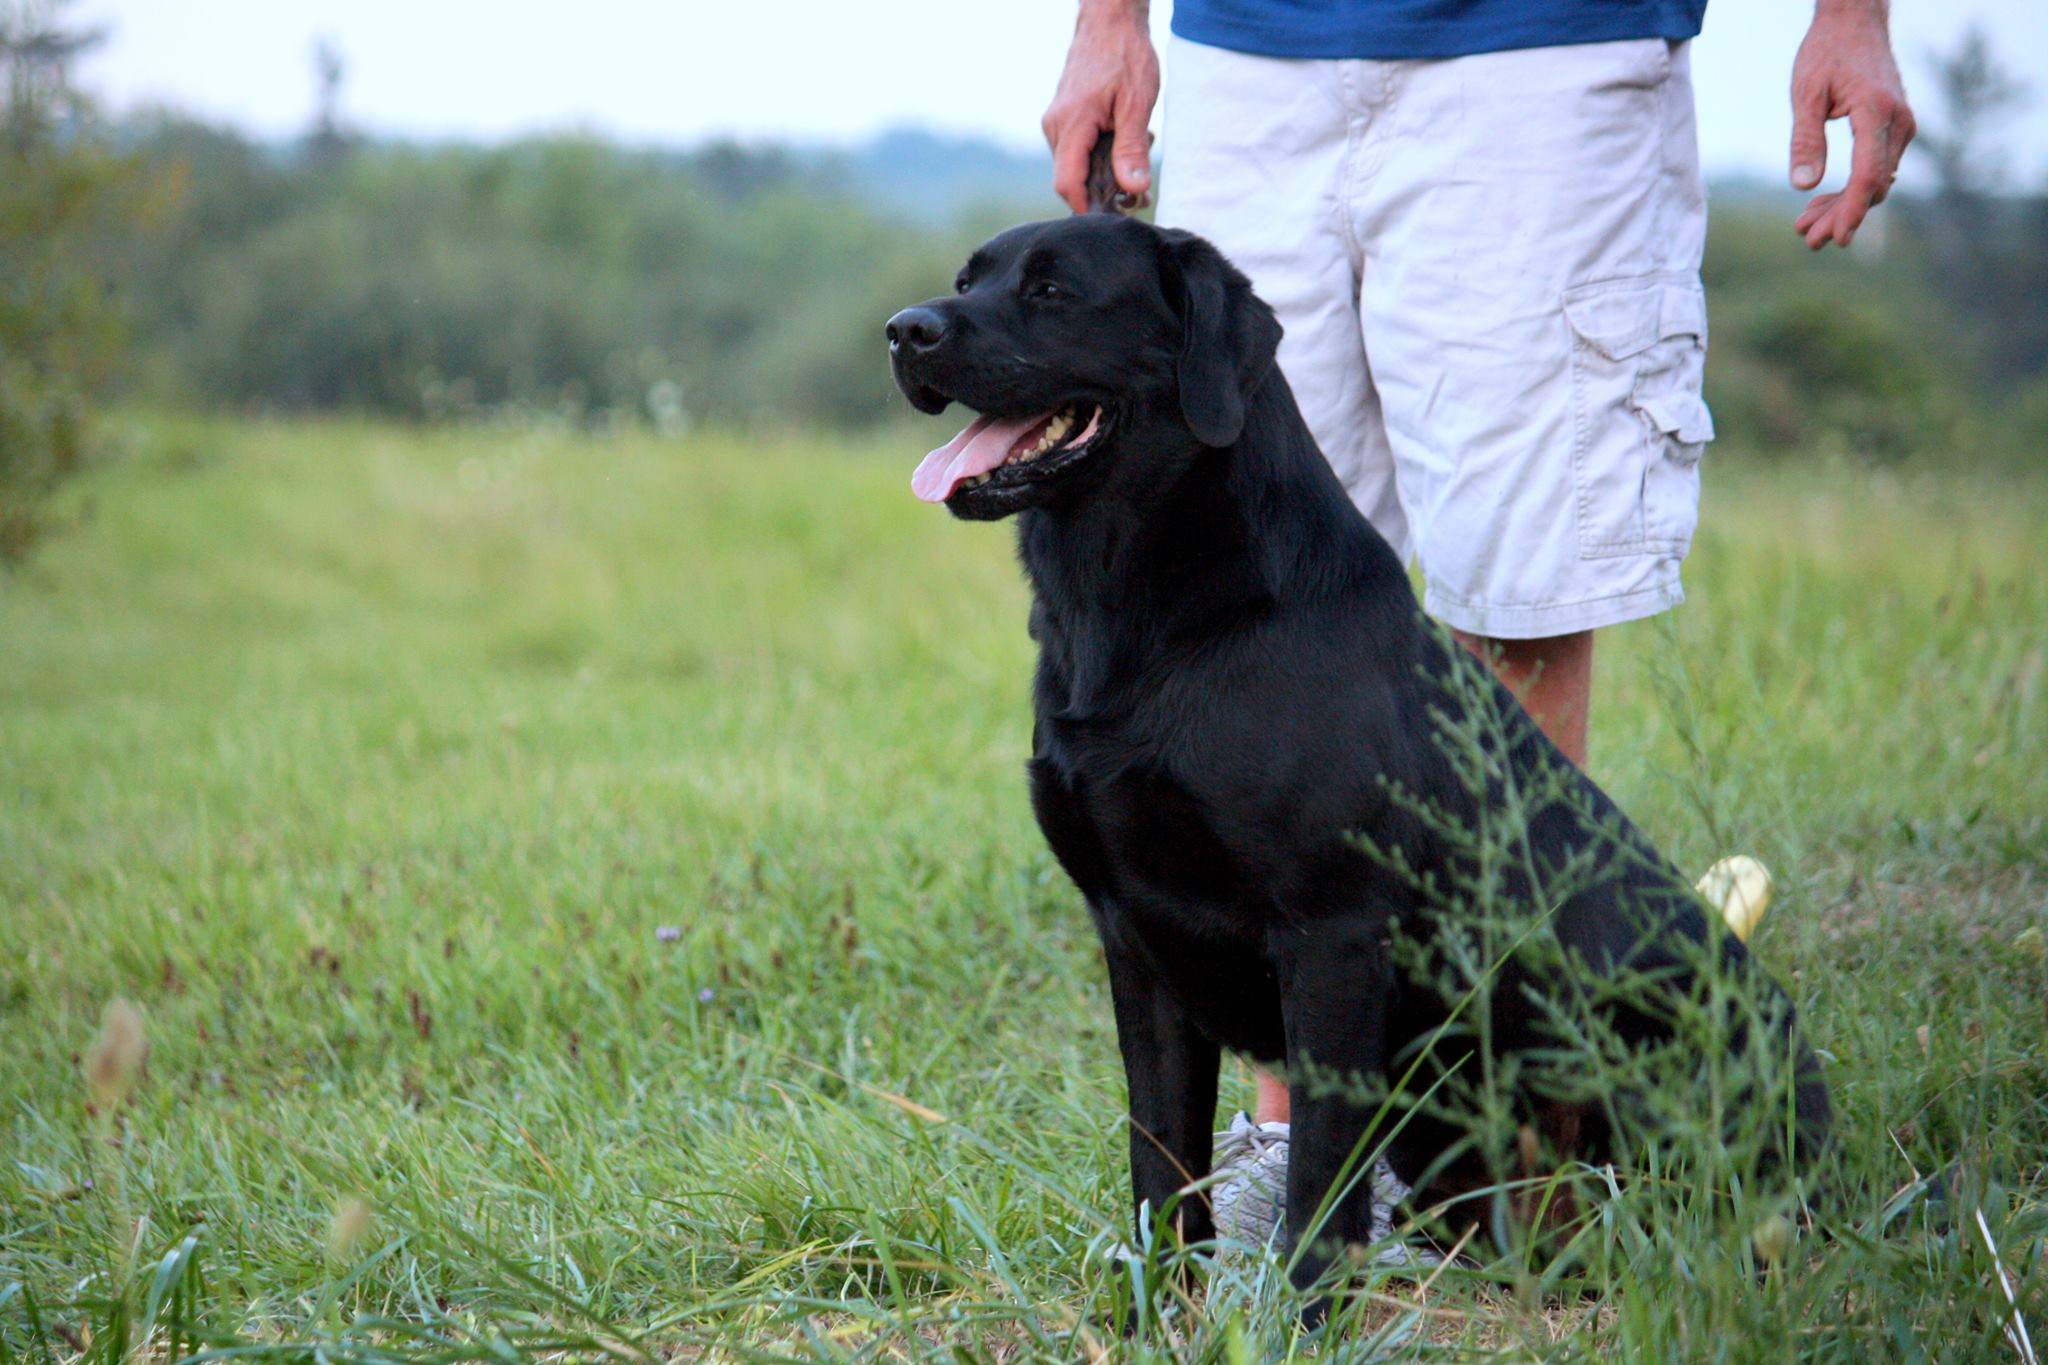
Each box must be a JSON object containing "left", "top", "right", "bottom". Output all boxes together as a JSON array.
[{"left": 1042, "top": 0, "right": 1912, "bottom": 1244}]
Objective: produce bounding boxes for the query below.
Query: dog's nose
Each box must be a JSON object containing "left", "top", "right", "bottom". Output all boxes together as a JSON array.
[{"left": 886, "top": 306, "right": 950, "bottom": 354}]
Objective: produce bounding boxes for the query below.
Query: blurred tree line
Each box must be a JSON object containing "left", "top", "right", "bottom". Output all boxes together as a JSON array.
[
  {"left": 4, "top": 12, "right": 2043, "bottom": 566},
  {"left": 1, "top": 0, "right": 152, "bottom": 564},
  {"left": 101, "top": 102, "right": 2048, "bottom": 442},
  {"left": 93, "top": 114, "right": 2048, "bottom": 447},
  {"left": 95, "top": 121, "right": 1008, "bottom": 433}
]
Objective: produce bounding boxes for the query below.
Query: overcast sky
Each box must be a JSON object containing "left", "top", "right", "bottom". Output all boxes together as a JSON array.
[{"left": 75, "top": 0, "right": 2048, "bottom": 192}]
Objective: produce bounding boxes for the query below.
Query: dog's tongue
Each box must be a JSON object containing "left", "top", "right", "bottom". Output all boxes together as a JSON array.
[{"left": 911, "top": 411, "right": 1055, "bottom": 503}]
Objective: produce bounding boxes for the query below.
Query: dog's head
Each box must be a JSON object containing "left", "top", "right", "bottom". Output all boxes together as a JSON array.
[{"left": 887, "top": 215, "right": 1281, "bottom": 520}]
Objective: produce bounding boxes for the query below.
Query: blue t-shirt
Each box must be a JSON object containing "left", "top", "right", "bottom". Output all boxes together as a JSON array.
[{"left": 1170, "top": 0, "right": 1707, "bottom": 60}]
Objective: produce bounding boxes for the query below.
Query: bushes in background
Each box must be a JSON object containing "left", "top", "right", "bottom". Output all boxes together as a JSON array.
[
  {"left": 50, "top": 115, "right": 2048, "bottom": 458},
  {"left": 0, "top": 0, "right": 153, "bottom": 565},
  {"left": 97, "top": 125, "right": 1003, "bottom": 432}
]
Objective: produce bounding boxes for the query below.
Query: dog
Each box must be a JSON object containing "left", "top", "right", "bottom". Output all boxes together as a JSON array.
[{"left": 887, "top": 214, "right": 1829, "bottom": 1308}]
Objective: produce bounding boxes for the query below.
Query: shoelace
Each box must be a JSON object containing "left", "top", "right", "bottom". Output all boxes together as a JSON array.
[{"left": 1212, "top": 1120, "right": 1288, "bottom": 1165}]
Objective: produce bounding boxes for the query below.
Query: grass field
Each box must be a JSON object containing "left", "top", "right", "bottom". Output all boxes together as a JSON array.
[{"left": 3, "top": 416, "right": 2044, "bottom": 1362}]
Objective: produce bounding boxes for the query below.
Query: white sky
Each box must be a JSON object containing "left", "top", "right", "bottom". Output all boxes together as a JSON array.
[{"left": 75, "top": 0, "right": 2048, "bottom": 191}]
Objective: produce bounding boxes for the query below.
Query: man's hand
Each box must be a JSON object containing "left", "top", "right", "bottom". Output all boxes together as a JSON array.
[
  {"left": 1788, "top": 0, "right": 1916, "bottom": 249},
  {"left": 1043, "top": 0, "right": 1159, "bottom": 213}
]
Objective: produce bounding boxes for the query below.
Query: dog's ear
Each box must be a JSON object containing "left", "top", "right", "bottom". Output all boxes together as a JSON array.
[{"left": 1159, "top": 229, "right": 1282, "bottom": 448}]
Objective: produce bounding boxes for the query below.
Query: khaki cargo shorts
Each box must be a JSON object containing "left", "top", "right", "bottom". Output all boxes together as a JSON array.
[{"left": 1159, "top": 35, "right": 1713, "bottom": 638}]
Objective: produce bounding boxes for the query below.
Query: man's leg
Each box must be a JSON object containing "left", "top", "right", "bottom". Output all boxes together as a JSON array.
[
  {"left": 1254, "top": 1069, "right": 1290, "bottom": 1124},
  {"left": 1452, "top": 629, "right": 1594, "bottom": 769}
]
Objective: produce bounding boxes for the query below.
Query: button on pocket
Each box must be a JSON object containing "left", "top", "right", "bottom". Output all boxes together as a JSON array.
[{"left": 1563, "top": 275, "right": 1713, "bottom": 559}]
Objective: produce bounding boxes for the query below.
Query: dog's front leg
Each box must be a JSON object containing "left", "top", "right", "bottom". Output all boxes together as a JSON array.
[
  {"left": 1271, "top": 914, "right": 1392, "bottom": 1314},
  {"left": 1100, "top": 932, "right": 1221, "bottom": 1249}
]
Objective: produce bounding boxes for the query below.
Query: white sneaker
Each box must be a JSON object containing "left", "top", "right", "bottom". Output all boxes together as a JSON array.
[
  {"left": 1206, "top": 1112, "right": 1442, "bottom": 1268},
  {"left": 1209, "top": 1112, "right": 1290, "bottom": 1248}
]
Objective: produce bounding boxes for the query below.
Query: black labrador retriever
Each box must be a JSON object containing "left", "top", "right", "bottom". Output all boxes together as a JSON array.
[{"left": 886, "top": 213, "right": 1829, "bottom": 1304}]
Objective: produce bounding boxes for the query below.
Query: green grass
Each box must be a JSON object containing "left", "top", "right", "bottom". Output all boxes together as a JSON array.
[{"left": 2, "top": 415, "right": 2044, "bottom": 1362}]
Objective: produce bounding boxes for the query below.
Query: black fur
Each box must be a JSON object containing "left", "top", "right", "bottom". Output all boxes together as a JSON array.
[{"left": 887, "top": 215, "right": 1829, "bottom": 1307}]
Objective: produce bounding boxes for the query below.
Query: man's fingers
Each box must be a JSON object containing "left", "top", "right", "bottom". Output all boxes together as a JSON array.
[
  {"left": 1049, "top": 116, "right": 1099, "bottom": 213},
  {"left": 1788, "top": 81, "right": 1830, "bottom": 190},
  {"left": 1892, "top": 103, "right": 1919, "bottom": 158},
  {"left": 1808, "top": 206, "right": 1841, "bottom": 250},
  {"left": 1801, "top": 196, "right": 1831, "bottom": 249},
  {"left": 1808, "top": 104, "right": 1892, "bottom": 246},
  {"left": 1796, "top": 191, "right": 1843, "bottom": 250},
  {"left": 1829, "top": 184, "right": 1873, "bottom": 242},
  {"left": 1801, "top": 196, "right": 1867, "bottom": 250},
  {"left": 1109, "top": 89, "right": 1154, "bottom": 196},
  {"left": 1791, "top": 97, "right": 1901, "bottom": 249},
  {"left": 1844, "top": 104, "right": 1895, "bottom": 207}
]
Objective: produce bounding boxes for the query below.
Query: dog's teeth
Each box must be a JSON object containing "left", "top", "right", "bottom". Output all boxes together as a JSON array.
[
  {"left": 1022, "top": 414, "right": 1071, "bottom": 461},
  {"left": 1000, "top": 412, "right": 1079, "bottom": 471}
]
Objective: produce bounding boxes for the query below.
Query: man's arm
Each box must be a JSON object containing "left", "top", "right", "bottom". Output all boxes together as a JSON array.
[
  {"left": 1788, "top": 0, "right": 1917, "bottom": 249},
  {"left": 1043, "top": 0, "right": 1159, "bottom": 213}
]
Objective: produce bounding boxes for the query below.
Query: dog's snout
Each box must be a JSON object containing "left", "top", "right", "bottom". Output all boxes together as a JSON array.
[{"left": 886, "top": 305, "right": 951, "bottom": 354}]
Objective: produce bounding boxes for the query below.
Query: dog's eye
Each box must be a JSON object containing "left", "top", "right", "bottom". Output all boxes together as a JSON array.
[
  {"left": 954, "top": 274, "right": 971, "bottom": 295},
  {"left": 1028, "top": 280, "right": 1062, "bottom": 301}
]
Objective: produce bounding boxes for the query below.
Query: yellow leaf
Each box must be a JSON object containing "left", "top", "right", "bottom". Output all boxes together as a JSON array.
[{"left": 1697, "top": 856, "right": 1773, "bottom": 943}]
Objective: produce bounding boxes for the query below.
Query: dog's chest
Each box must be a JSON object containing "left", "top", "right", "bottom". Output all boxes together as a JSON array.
[
  {"left": 1030, "top": 719, "right": 1262, "bottom": 922},
  {"left": 1029, "top": 729, "right": 1289, "bottom": 1055}
]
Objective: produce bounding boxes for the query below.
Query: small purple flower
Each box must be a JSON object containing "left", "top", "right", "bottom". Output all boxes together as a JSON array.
[
  {"left": 697, "top": 987, "right": 715, "bottom": 1004},
  {"left": 656, "top": 926, "right": 681, "bottom": 943}
]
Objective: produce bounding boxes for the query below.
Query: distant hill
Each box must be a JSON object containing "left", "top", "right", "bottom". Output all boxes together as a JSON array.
[
  {"left": 825, "top": 128, "right": 1059, "bottom": 224},
  {"left": 756, "top": 127, "right": 1812, "bottom": 226},
  {"left": 83, "top": 109, "right": 2046, "bottom": 444},
  {"left": 113, "top": 114, "right": 1826, "bottom": 231},
  {"left": 668, "top": 127, "right": 1056, "bottom": 225}
]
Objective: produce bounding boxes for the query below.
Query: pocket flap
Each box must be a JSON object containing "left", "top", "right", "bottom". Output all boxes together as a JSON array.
[
  {"left": 1638, "top": 391, "right": 1716, "bottom": 445},
  {"left": 1564, "top": 279, "right": 1707, "bottom": 360},
  {"left": 1657, "top": 283, "right": 1707, "bottom": 343}
]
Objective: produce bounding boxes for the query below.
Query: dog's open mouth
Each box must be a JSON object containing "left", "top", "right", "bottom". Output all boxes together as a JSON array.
[{"left": 911, "top": 403, "right": 1105, "bottom": 505}]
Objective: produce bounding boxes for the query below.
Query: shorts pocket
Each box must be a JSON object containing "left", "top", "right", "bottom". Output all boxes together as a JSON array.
[{"left": 1563, "top": 274, "right": 1713, "bottom": 559}]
